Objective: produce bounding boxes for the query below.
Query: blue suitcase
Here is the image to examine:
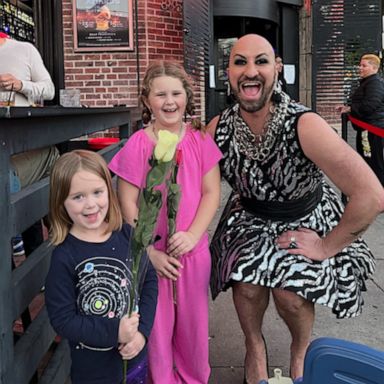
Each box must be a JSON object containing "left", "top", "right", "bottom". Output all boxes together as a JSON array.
[{"left": 303, "top": 337, "right": 384, "bottom": 384}]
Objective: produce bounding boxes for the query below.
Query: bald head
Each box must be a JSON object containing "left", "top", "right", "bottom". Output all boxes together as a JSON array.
[{"left": 230, "top": 34, "right": 275, "bottom": 63}]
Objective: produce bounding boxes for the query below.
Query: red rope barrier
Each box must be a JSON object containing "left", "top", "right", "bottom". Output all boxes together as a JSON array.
[{"left": 348, "top": 115, "right": 384, "bottom": 138}]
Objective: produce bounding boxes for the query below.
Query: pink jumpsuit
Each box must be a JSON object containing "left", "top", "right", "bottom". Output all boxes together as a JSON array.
[{"left": 109, "top": 126, "right": 222, "bottom": 384}]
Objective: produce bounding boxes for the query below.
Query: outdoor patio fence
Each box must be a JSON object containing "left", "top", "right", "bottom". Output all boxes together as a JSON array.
[{"left": 0, "top": 105, "right": 132, "bottom": 384}]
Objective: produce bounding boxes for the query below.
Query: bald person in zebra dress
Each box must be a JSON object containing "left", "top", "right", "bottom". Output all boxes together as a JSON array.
[{"left": 207, "top": 34, "right": 384, "bottom": 384}]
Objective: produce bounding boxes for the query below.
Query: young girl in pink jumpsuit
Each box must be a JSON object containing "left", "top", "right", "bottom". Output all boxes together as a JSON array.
[{"left": 109, "top": 61, "right": 222, "bottom": 384}]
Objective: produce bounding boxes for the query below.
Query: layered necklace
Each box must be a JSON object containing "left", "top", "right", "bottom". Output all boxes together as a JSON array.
[{"left": 233, "top": 92, "right": 290, "bottom": 161}]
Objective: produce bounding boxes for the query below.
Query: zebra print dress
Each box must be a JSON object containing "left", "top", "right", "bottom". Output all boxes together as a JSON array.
[{"left": 210, "top": 101, "right": 375, "bottom": 319}]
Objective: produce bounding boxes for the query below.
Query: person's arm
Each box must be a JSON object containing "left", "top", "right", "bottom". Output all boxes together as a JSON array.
[
  {"left": 188, "top": 163, "right": 221, "bottom": 240},
  {"left": 117, "top": 177, "right": 140, "bottom": 226},
  {"left": 167, "top": 163, "right": 221, "bottom": 258},
  {"left": 277, "top": 112, "right": 384, "bottom": 261},
  {"left": 110, "top": 132, "right": 151, "bottom": 228},
  {"left": 118, "top": 261, "right": 158, "bottom": 360},
  {"left": 335, "top": 80, "right": 360, "bottom": 114},
  {"left": 206, "top": 115, "right": 220, "bottom": 139},
  {"left": 137, "top": 261, "right": 158, "bottom": 339},
  {"left": 20, "top": 43, "right": 55, "bottom": 100},
  {"left": 335, "top": 104, "right": 350, "bottom": 114},
  {"left": 166, "top": 121, "right": 222, "bottom": 257}
]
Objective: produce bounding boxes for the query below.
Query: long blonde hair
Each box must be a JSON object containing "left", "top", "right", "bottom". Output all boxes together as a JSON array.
[{"left": 49, "top": 150, "right": 122, "bottom": 245}]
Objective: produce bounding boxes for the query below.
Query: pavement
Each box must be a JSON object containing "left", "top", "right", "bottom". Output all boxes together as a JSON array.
[{"left": 208, "top": 181, "right": 384, "bottom": 384}]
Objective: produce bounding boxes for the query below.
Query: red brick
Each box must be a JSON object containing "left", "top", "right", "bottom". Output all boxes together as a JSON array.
[
  {"left": 62, "top": 0, "right": 189, "bottom": 108},
  {"left": 85, "top": 81, "right": 101, "bottom": 86},
  {"left": 85, "top": 68, "right": 101, "bottom": 74}
]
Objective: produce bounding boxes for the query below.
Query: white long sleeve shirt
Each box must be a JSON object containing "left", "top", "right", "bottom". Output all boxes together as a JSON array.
[{"left": 0, "top": 38, "right": 55, "bottom": 106}]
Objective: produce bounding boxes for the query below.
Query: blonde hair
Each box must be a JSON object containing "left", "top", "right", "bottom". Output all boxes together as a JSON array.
[
  {"left": 49, "top": 150, "right": 122, "bottom": 245},
  {"left": 361, "top": 54, "right": 381, "bottom": 68},
  {"left": 140, "top": 60, "right": 202, "bottom": 129}
]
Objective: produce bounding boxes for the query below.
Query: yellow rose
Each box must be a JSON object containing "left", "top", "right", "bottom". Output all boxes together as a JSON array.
[{"left": 154, "top": 130, "right": 178, "bottom": 162}]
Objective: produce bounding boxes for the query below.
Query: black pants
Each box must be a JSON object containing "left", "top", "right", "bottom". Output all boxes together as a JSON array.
[
  {"left": 368, "top": 132, "right": 384, "bottom": 186},
  {"left": 22, "top": 220, "right": 44, "bottom": 255}
]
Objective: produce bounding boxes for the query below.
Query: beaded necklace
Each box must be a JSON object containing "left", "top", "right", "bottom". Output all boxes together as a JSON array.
[{"left": 233, "top": 92, "right": 290, "bottom": 161}]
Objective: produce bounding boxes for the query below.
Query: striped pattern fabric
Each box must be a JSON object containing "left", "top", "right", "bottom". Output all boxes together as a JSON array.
[{"left": 210, "top": 100, "right": 375, "bottom": 318}]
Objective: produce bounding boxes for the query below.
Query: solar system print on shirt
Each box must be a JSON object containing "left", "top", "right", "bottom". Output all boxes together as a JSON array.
[
  {"left": 45, "top": 223, "right": 158, "bottom": 383},
  {"left": 76, "top": 256, "right": 133, "bottom": 321}
]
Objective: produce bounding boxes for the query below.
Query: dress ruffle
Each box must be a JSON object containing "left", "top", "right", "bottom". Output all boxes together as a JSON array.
[{"left": 210, "top": 100, "right": 375, "bottom": 319}]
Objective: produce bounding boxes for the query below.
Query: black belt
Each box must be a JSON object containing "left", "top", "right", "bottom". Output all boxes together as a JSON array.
[{"left": 240, "top": 184, "right": 323, "bottom": 222}]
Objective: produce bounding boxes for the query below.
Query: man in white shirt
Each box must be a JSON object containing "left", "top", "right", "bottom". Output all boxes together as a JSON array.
[{"left": 0, "top": 34, "right": 55, "bottom": 106}]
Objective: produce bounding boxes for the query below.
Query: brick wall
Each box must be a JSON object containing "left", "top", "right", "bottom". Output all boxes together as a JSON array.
[{"left": 62, "top": 0, "right": 184, "bottom": 109}]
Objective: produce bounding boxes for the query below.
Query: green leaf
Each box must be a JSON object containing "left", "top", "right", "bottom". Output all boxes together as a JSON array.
[
  {"left": 167, "top": 183, "right": 181, "bottom": 236},
  {"left": 134, "top": 189, "right": 162, "bottom": 249},
  {"left": 146, "top": 160, "right": 173, "bottom": 189}
]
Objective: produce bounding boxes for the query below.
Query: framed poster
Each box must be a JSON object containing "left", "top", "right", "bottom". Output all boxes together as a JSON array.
[{"left": 73, "top": 0, "right": 133, "bottom": 52}]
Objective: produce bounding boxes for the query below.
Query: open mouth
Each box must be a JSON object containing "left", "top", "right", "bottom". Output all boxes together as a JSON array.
[
  {"left": 240, "top": 81, "right": 262, "bottom": 98},
  {"left": 84, "top": 212, "right": 99, "bottom": 222},
  {"left": 163, "top": 108, "right": 177, "bottom": 113}
]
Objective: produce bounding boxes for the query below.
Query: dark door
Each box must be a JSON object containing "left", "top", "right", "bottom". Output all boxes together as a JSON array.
[
  {"left": 214, "top": 36, "right": 237, "bottom": 115},
  {"left": 34, "top": 0, "right": 65, "bottom": 105}
]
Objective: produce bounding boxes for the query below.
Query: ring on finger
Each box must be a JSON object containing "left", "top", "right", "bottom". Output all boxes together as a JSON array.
[{"left": 290, "top": 236, "right": 296, "bottom": 243}]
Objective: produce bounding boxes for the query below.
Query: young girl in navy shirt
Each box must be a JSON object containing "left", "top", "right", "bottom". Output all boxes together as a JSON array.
[{"left": 45, "top": 150, "right": 157, "bottom": 384}]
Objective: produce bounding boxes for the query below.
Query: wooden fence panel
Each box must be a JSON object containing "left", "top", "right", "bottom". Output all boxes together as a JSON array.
[{"left": 0, "top": 106, "right": 132, "bottom": 384}]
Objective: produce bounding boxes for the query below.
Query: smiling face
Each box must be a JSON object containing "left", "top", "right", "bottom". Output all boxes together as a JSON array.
[
  {"left": 144, "top": 76, "right": 187, "bottom": 132},
  {"left": 228, "top": 34, "right": 276, "bottom": 113},
  {"left": 64, "top": 170, "right": 109, "bottom": 240}
]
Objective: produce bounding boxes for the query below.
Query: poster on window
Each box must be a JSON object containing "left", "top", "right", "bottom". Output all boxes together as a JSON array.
[{"left": 73, "top": 0, "right": 133, "bottom": 51}]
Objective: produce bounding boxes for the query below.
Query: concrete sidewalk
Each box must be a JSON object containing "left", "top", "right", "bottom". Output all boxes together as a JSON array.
[{"left": 208, "top": 184, "right": 384, "bottom": 383}]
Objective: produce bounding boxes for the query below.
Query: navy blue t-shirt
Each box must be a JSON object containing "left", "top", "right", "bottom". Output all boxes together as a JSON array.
[{"left": 45, "top": 224, "right": 158, "bottom": 384}]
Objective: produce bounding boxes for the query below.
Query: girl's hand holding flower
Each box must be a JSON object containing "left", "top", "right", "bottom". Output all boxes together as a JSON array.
[
  {"left": 119, "top": 332, "right": 146, "bottom": 360},
  {"left": 167, "top": 230, "right": 199, "bottom": 258},
  {"left": 147, "top": 245, "right": 183, "bottom": 280},
  {"left": 118, "top": 313, "right": 140, "bottom": 344}
]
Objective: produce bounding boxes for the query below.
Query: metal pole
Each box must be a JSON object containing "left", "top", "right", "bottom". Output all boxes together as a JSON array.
[
  {"left": 341, "top": 112, "right": 349, "bottom": 142},
  {"left": 341, "top": 112, "right": 349, "bottom": 205}
]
